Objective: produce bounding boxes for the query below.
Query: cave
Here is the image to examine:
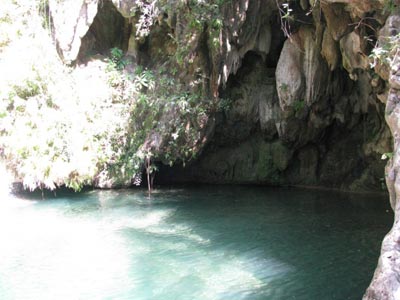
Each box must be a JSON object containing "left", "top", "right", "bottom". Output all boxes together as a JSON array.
[
  {"left": 78, "top": 0, "right": 128, "bottom": 61},
  {"left": 158, "top": 47, "right": 390, "bottom": 192}
]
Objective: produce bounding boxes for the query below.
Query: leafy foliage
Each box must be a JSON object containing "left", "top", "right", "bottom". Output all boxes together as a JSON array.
[
  {"left": 130, "top": 0, "right": 160, "bottom": 38},
  {"left": 131, "top": 0, "right": 225, "bottom": 67},
  {"left": 370, "top": 33, "right": 400, "bottom": 69},
  {"left": 0, "top": 0, "right": 216, "bottom": 192},
  {"left": 293, "top": 99, "right": 305, "bottom": 112},
  {"left": 105, "top": 61, "right": 211, "bottom": 184},
  {"left": 109, "top": 47, "right": 128, "bottom": 70}
]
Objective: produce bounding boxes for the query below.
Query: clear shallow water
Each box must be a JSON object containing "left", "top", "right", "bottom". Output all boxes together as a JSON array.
[{"left": 0, "top": 186, "right": 393, "bottom": 300}]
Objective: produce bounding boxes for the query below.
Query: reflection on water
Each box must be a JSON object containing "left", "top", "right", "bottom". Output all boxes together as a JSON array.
[{"left": 0, "top": 186, "right": 393, "bottom": 300}]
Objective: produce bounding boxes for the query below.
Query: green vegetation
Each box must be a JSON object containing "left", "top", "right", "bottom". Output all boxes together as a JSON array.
[
  {"left": 383, "top": 0, "right": 397, "bottom": 14},
  {"left": 0, "top": 0, "right": 211, "bottom": 192},
  {"left": 293, "top": 99, "right": 305, "bottom": 112},
  {"left": 370, "top": 33, "right": 400, "bottom": 70},
  {"left": 279, "top": 83, "right": 288, "bottom": 93},
  {"left": 0, "top": 29, "right": 123, "bottom": 192},
  {"left": 381, "top": 152, "right": 394, "bottom": 160},
  {"left": 104, "top": 61, "right": 211, "bottom": 191},
  {"left": 132, "top": 0, "right": 225, "bottom": 66},
  {"left": 217, "top": 97, "right": 233, "bottom": 113},
  {"left": 109, "top": 47, "right": 128, "bottom": 70}
]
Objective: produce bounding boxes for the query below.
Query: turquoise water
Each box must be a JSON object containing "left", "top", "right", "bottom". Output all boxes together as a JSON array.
[{"left": 0, "top": 186, "right": 393, "bottom": 300}]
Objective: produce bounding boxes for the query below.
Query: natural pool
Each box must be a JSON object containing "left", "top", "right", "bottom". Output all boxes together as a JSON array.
[{"left": 0, "top": 186, "right": 393, "bottom": 300}]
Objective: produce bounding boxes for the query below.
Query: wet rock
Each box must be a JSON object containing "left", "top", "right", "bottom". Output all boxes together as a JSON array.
[
  {"left": 287, "top": 145, "right": 319, "bottom": 185},
  {"left": 184, "top": 136, "right": 293, "bottom": 184},
  {"left": 319, "top": 147, "right": 360, "bottom": 188},
  {"left": 255, "top": 140, "right": 293, "bottom": 181}
]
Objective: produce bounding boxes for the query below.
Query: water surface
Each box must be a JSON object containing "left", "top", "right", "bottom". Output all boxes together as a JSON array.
[{"left": 0, "top": 186, "right": 393, "bottom": 300}]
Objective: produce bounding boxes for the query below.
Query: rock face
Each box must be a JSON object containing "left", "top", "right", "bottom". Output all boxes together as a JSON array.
[
  {"left": 218, "top": 0, "right": 276, "bottom": 86},
  {"left": 157, "top": 0, "right": 390, "bottom": 191},
  {"left": 363, "top": 14, "right": 400, "bottom": 300},
  {"left": 49, "top": 0, "right": 99, "bottom": 63}
]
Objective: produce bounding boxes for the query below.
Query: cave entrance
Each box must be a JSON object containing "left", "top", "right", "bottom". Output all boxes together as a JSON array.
[
  {"left": 78, "top": 0, "right": 128, "bottom": 60},
  {"left": 159, "top": 52, "right": 389, "bottom": 191},
  {"left": 223, "top": 51, "right": 275, "bottom": 91}
]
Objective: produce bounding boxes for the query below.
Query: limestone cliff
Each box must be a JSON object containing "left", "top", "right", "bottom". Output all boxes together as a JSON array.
[
  {"left": 363, "top": 13, "right": 400, "bottom": 300},
  {"left": 149, "top": 0, "right": 391, "bottom": 191}
]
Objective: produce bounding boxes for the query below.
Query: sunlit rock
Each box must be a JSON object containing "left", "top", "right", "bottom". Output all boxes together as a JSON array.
[{"left": 49, "top": 0, "right": 98, "bottom": 64}]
